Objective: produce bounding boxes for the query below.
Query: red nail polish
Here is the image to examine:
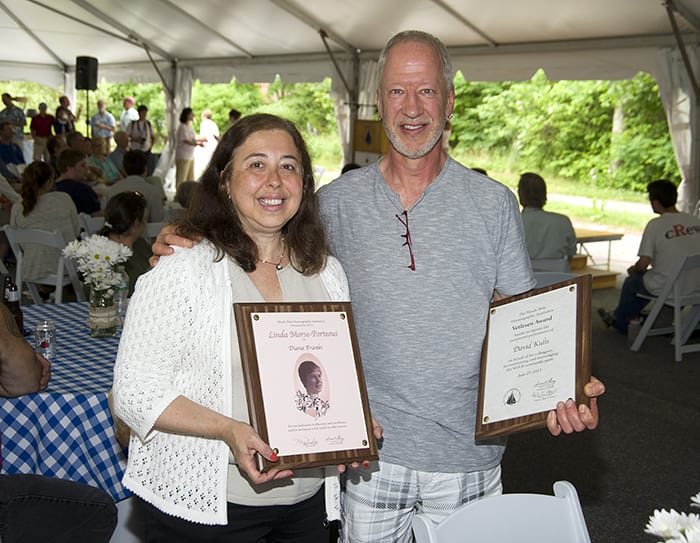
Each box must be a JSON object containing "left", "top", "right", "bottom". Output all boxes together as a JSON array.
[
  {"left": 362, "top": 460, "right": 370, "bottom": 468},
  {"left": 269, "top": 452, "right": 279, "bottom": 462}
]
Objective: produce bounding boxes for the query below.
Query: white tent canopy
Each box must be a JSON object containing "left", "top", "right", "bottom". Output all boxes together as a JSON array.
[{"left": 2, "top": 0, "right": 700, "bottom": 210}]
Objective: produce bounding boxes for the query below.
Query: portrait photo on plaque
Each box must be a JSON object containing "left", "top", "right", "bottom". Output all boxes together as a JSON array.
[
  {"left": 476, "top": 274, "right": 592, "bottom": 440},
  {"left": 234, "top": 301, "right": 378, "bottom": 471}
]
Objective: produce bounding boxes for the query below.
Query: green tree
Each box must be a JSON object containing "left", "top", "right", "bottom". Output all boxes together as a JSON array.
[
  {"left": 605, "top": 73, "right": 679, "bottom": 190},
  {"left": 261, "top": 77, "right": 337, "bottom": 135},
  {"left": 451, "top": 70, "right": 677, "bottom": 193},
  {"left": 257, "top": 77, "right": 341, "bottom": 167},
  {"left": 451, "top": 73, "right": 508, "bottom": 150},
  {"left": 191, "top": 79, "right": 262, "bottom": 134}
]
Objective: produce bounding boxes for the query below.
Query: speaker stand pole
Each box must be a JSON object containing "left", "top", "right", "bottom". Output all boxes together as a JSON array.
[{"left": 85, "top": 89, "right": 90, "bottom": 138}]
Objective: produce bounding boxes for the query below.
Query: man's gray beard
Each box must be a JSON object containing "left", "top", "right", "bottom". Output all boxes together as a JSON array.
[{"left": 383, "top": 118, "right": 446, "bottom": 159}]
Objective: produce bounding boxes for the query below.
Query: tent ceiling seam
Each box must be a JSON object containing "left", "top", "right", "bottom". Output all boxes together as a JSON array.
[
  {"left": 67, "top": 0, "right": 175, "bottom": 62},
  {"left": 665, "top": 0, "right": 699, "bottom": 102},
  {"left": 319, "top": 30, "right": 353, "bottom": 97},
  {"left": 673, "top": 0, "right": 700, "bottom": 32}
]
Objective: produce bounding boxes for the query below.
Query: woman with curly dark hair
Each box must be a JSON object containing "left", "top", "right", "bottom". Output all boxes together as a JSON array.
[{"left": 113, "top": 114, "right": 348, "bottom": 541}]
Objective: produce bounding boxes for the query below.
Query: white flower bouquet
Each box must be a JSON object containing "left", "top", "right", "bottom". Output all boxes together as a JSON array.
[
  {"left": 63, "top": 235, "right": 132, "bottom": 292},
  {"left": 646, "top": 492, "right": 700, "bottom": 542}
]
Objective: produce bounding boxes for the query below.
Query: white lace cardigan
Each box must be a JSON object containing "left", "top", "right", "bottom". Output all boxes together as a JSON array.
[{"left": 112, "top": 242, "right": 349, "bottom": 525}]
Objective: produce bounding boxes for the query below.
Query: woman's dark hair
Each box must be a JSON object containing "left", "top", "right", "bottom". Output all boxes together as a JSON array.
[
  {"left": 177, "top": 113, "right": 329, "bottom": 275},
  {"left": 517, "top": 172, "right": 547, "bottom": 208},
  {"left": 179, "top": 107, "right": 193, "bottom": 124},
  {"left": 298, "top": 360, "right": 321, "bottom": 385},
  {"left": 98, "top": 191, "right": 148, "bottom": 236},
  {"left": 20, "top": 161, "right": 55, "bottom": 216},
  {"left": 175, "top": 180, "right": 198, "bottom": 209},
  {"left": 137, "top": 104, "right": 148, "bottom": 113}
]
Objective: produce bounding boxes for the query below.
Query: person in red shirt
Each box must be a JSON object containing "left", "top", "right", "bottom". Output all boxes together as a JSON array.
[{"left": 29, "top": 102, "right": 55, "bottom": 162}]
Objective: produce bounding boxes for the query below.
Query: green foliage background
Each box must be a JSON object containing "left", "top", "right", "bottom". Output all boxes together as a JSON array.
[
  {"left": 450, "top": 70, "right": 677, "bottom": 192},
  {"left": 2, "top": 69, "right": 678, "bottom": 195}
]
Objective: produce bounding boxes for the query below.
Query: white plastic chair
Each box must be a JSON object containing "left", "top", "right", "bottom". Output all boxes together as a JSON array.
[
  {"left": 78, "top": 213, "right": 105, "bottom": 236},
  {"left": 412, "top": 480, "right": 591, "bottom": 543},
  {"left": 3, "top": 225, "right": 86, "bottom": 304},
  {"left": 630, "top": 253, "right": 700, "bottom": 361},
  {"left": 530, "top": 257, "right": 570, "bottom": 272}
]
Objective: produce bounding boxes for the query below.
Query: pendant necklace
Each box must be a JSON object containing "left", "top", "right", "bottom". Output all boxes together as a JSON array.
[{"left": 257, "top": 241, "right": 285, "bottom": 271}]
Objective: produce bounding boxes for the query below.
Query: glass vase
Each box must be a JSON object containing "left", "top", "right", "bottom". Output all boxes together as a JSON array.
[{"left": 88, "top": 287, "right": 118, "bottom": 338}]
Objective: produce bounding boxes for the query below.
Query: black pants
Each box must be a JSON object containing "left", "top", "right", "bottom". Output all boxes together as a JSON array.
[
  {"left": 0, "top": 474, "right": 117, "bottom": 543},
  {"left": 141, "top": 485, "right": 329, "bottom": 543}
]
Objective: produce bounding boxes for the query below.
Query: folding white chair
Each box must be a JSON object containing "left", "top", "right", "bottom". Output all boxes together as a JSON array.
[
  {"left": 530, "top": 257, "right": 570, "bottom": 272},
  {"left": 630, "top": 253, "right": 700, "bottom": 361},
  {"left": 78, "top": 213, "right": 105, "bottom": 236},
  {"left": 3, "top": 225, "right": 86, "bottom": 304},
  {"left": 412, "top": 480, "right": 591, "bottom": 543}
]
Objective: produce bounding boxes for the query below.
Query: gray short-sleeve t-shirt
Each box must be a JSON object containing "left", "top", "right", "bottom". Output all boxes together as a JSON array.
[{"left": 318, "top": 157, "right": 534, "bottom": 473}]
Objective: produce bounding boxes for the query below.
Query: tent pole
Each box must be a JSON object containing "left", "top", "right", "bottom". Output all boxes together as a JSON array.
[
  {"left": 665, "top": 0, "right": 699, "bottom": 103},
  {"left": 665, "top": 0, "right": 700, "bottom": 212}
]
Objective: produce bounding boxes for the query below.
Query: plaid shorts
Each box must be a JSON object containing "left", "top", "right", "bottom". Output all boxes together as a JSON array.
[{"left": 340, "top": 460, "right": 502, "bottom": 542}]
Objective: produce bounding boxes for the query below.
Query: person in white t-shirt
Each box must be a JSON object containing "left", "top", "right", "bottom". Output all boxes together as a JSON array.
[
  {"left": 599, "top": 179, "right": 700, "bottom": 333},
  {"left": 119, "top": 96, "right": 139, "bottom": 130}
]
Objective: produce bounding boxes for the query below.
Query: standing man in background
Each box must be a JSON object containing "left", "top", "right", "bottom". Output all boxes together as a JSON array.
[
  {"left": 119, "top": 96, "right": 138, "bottom": 130},
  {"left": 90, "top": 100, "right": 116, "bottom": 143},
  {"left": 30, "top": 102, "right": 54, "bottom": 162},
  {"left": 0, "top": 93, "right": 26, "bottom": 147}
]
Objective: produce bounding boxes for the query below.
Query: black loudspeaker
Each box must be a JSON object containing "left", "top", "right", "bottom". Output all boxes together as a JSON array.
[{"left": 75, "top": 56, "right": 98, "bottom": 90}]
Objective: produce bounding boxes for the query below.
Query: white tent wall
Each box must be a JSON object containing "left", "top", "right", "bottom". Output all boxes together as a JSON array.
[
  {"left": 654, "top": 46, "right": 700, "bottom": 214},
  {"left": 329, "top": 57, "right": 380, "bottom": 165},
  {"left": 152, "top": 65, "right": 194, "bottom": 193}
]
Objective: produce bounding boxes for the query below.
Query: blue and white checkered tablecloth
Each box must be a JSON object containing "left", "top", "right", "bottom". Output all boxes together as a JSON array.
[{"left": 0, "top": 302, "right": 130, "bottom": 501}]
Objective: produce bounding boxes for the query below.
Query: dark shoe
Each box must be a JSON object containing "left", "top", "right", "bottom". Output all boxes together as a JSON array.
[{"left": 597, "top": 307, "right": 615, "bottom": 328}]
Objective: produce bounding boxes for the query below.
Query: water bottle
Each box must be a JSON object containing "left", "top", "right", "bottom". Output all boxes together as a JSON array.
[
  {"left": 3, "top": 275, "right": 12, "bottom": 305},
  {"left": 7, "top": 282, "right": 23, "bottom": 333},
  {"left": 34, "top": 319, "right": 57, "bottom": 359},
  {"left": 115, "top": 268, "right": 129, "bottom": 322}
]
